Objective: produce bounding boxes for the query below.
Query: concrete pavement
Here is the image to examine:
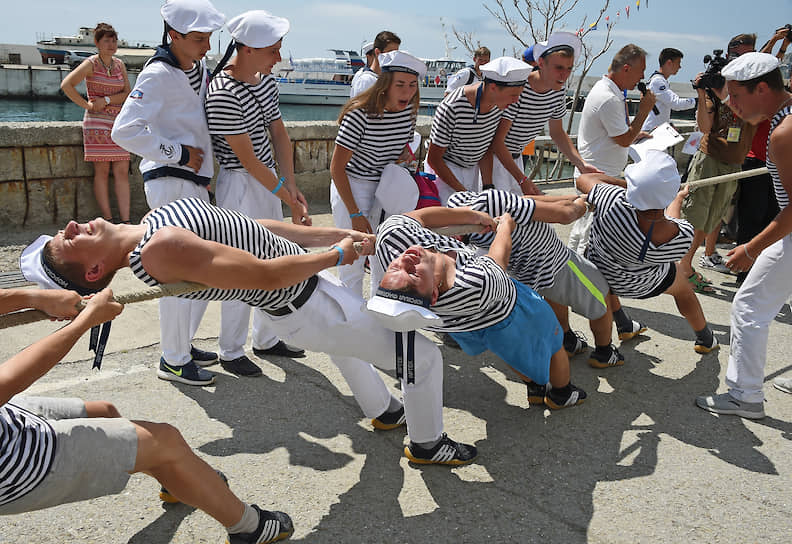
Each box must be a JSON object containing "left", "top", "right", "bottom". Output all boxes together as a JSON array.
[{"left": 1, "top": 189, "right": 791, "bottom": 543}]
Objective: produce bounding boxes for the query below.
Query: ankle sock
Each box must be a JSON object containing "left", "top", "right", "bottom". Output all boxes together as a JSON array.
[
  {"left": 613, "top": 308, "right": 632, "bottom": 331},
  {"left": 228, "top": 502, "right": 259, "bottom": 534},
  {"left": 550, "top": 383, "right": 572, "bottom": 398},
  {"left": 695, "top": 326, "right": 714, "bottom": 346},
  {"left": 593, "top": 344, "right": 613, "bottom": 356}
]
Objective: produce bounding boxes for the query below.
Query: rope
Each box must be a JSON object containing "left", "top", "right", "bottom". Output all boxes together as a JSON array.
[{"left": 685, "top": 167, "right": 769, "bottom": 190}]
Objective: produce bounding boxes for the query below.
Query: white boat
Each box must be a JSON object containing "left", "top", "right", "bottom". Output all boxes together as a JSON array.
[
  {"left": 36, "top": 27, "right": 155, "bottom": 70},
  {"left": 273, "top": 49, "right": 467, "bottom": 105}
]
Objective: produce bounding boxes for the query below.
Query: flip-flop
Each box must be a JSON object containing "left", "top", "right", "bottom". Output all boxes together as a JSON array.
[{"left": 688, "top": 270, "right": 715, "bottom": 293}]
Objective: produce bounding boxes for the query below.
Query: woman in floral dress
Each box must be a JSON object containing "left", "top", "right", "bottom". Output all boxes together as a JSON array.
[{"left": 61, "top": 23, "right": 131, "bottom": 222}]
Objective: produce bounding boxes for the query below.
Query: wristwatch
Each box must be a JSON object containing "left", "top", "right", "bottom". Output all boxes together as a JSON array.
[{"left": 104, "top": 96, "right": 111, "bottom": 105}]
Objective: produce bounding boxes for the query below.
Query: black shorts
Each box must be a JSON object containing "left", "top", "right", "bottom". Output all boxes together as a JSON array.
[{"left": 637, "top": 265, "right": 676, "bottom": 299}]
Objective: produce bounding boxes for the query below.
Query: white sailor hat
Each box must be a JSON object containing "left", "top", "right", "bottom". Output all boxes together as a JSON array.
[
  {"left": 365, "top": 287, "right": 443, "bottom": 332},
  {"left": 533, "top": 31, "right": 582, "bottom": 61},
  {"left": 362, "top": 41, "right": 376, "bottom": 56},
  {"left": 161, "top": 0, "right": 225, "bottom": 34},
  {"left": 225, "top": 10, "right": 289, "bottom": 48},
  {"left": 20, "top": 235, "right": 95, "bottom": 295},
  {"left": 379, "top": 50, "right": 427, "bottom": 79},
  {"left": 722, "top": 52, "right": 780, "bottom": 82},
  {"left": 480, "top": 57, "right": 532, "bottom": 86},
  {"left": 375, "top": 164, "right": 419, "bottom": 217},
  {"left": 625, "top": 150, "right": 681, "bottom": 211}
]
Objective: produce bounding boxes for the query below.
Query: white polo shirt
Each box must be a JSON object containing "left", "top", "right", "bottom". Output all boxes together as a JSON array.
[{"left": 575, "top": 75, "right": 629, "bottom": 177}]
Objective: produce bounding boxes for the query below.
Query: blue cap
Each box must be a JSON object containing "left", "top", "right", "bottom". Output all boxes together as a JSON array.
[{"left": 522, "top": 45, "right": 535, "bottom": 63}]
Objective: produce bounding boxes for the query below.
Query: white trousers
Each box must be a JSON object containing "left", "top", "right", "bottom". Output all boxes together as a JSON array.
[
  {"left": 144, "top": 177, "right": 210, "bottom": 365},
  {"left": 425, "top": 161, "right": 482, "bottom": 205},
  {"left": 267, "top": 271, "right": 445, "bottom": 443},
  {"left": 726, "top": 234, "right": 792, "bottom": 403},
  {"left": 215, "top": 167, "right": 284, "bottom": 359},
  {"left": 491, "top": 154, "right": 524, "bottom": 195},
  {"left": 330, "top": 175, "right": 378, "bottom": 296}
]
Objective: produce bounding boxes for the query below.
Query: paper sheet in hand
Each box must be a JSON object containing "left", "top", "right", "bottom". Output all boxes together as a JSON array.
[{"left": 628, "top": 122, "right": 684, "bottom": 162}]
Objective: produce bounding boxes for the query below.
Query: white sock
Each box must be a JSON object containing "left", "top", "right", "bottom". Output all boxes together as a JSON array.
[{"left": 227, "top": 503, "right": 259, "bottom": 535}]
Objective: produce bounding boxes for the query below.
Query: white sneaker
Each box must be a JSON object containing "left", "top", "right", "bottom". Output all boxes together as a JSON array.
[
  {"left": 773, "top": 376, "right": 792, "bottom": 395},
  {"left": 695, "top": 392, "right": 765, "bottom": 419},
  {"left": 699, "top": 253, "right": 731, "bottom": 274}
]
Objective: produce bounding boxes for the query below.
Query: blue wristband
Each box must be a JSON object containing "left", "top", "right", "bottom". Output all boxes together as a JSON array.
[
  {"left": 349, "top": 212, "right": 363, "bottom": 218},
  {"left": 331, "top": 245, "right": 344, "bottom": 266},
  {"left": 272, "top": 177, "right": 285, "bottom": 194}
]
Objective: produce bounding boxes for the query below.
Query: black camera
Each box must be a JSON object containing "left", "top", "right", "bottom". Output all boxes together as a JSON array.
[{"left": 691, "top": 49, "right": 728, "bottom": 91}]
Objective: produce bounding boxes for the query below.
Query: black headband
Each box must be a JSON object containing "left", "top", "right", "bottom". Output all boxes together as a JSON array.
[
  {"left": 382, "top": 65, "right": 419, "bottom": 76},
  {"left": 40, "top": 246, "right": 95, "bottom": 296},
  {"left": 483, "top": 77, "right": 526, "bottom": 87},
  {"left": 375, "top": 287, "right": 430, "bottom": 309},
  {"left": 541, "top": 44, "right": 574, "bottom": 58}
]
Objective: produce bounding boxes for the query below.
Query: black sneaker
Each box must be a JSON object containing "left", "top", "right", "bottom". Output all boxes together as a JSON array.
[
  {"left": 617, "top": 320, "right": 648, "bottom": 341},
  {"left": 227, "top": 505, "right": 294, "bottom": 544},
  {"left": 524, "top": 380, "right": 549, "bottom": 405},
  {"left": 587, "top": 345, "right": 625, "bottom": 369},
  {"left": 221, "top": 355, "right": 263, "bottom": 377},
  {"left": 404, "top": 433, "right": 477, "bottom": 466},
  {"left": 252, "top": 341, "right": 306, "bottom": 359},
  {"left": 157, "top": 358, "right": 216, "bottom": 386},
  {"left": 161, "top": 470, "right": 228, "bottom": 503},
  {"left": 191, "top": 345, "right": 219, "bottom": 367},
  {"left": 544, "top": 384, "right": 587, "bottom": 410},
  {"left": 563, "top": 329, "right": 589, "bottom": 356},
  {"left": 371, "top": 405, "right": 406, "bottom": 430}
]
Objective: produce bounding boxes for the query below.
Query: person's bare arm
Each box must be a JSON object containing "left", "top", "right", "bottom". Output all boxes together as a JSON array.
[
  {"left": 256, "top": 219, "right": 375, "bottom": 249},
  {"left": 486, "top": 213, "right": 515, "bottom": 269},
  {"left": 270, "top": 119, "right": 310, "bottom": 225},
  {"left": 330, "top": 144, "right": 372, "bottom": 233},
  {"left": 406, "top": 206, "right": 497, "bottom": 231},
  {"left": 693, "top": 78, "right": 714, "bottom": 134},
  {"left": 224, "top": 132, "right": 297, "bottom": 209},
  {"left": 576, "top": 173, "right": 626, "bottom": 194},
  {"left": 427, "top": 143, "right": 466, "bottom": 192},
  {"left": 140, "top": 228, "right": 362, "bottom": 291},
  {"left": 60, "top": 59, "right": 95, "bottom": 111},
  {"left": 529, "top": 196, "right": 589, "bottom": 225},
  {"left": 0, "top": 289, "right": 122, "bottom": 406},
  {"left": 727, "top": 119, "right": 792, "bottom": 269},
  {"left": 0, "top": 288, "right": 83, "bottom": 318}
]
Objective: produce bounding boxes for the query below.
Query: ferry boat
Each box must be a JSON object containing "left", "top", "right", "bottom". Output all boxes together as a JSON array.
[
  {"left": 36, "top": 27, "right": 155, "bottom": 69},
  {"left": 273, "top": 49, "right": 465, "bottom": 105}
]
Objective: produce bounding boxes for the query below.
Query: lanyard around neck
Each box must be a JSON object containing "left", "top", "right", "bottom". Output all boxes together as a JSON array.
[{"left": 473, "top": 84, "right": 484, "bottom": 123}]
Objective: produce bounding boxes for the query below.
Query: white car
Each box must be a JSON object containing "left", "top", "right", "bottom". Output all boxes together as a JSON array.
[{"left": 64, "top": 50, "right": 94, "bottom": 69}]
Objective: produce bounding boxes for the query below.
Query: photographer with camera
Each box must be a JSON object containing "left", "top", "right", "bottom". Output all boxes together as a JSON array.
[
  {"left": 675, "top": 35, "right": 758, "bottom": 291},
  {"left": 759, "top": 25, "right": 791, "bottom": 60}
]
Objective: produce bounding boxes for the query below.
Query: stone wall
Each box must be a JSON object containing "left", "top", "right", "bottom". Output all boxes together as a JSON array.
[{"left": 0, "top": 119, "right": 432, "bottom": 227}]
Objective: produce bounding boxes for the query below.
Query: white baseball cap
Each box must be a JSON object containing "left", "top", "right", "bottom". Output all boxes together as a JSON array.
[
  {"left": 161, "top": 0, "right": 225, "bottom": 34},
  {"left": 625, "top": 150, "right": 681, "bottom": 211},
  {"left": 480, "top": 57, "right": 532, "bottom": 86},
  {"left": 226, "top": 10, "right": 289, "bottom": 48}
]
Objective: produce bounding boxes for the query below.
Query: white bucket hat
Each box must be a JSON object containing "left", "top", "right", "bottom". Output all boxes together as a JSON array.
[
  {"left": 226, "top": 10, "right": 289, "bottom": 48},
  {"left": 161, "top": 0, "right": 225, "bottom": 34}
]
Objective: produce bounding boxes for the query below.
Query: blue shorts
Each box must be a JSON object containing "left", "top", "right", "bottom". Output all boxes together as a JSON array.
[{"left": 449, "top": 279, "right": 562, "bottom": 384}]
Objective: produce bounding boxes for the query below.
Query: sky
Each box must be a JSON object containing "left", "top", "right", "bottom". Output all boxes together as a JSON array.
[{"left": 7, "top": 0, "right": 792, "bottom": 82}]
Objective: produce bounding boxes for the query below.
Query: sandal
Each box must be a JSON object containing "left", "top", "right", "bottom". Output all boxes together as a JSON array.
[{"left": 688, "top": 269, "right": 715, "bottom": 293}]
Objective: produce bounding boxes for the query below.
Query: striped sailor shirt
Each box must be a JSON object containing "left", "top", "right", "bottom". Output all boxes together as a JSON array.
[
  {"left": 185, "top": 62, "right": 203, "bottom": 95},
  {"left": 447, "top": 190, "right": 569, "bottom": 290},
  {"left": 335, "top": 107, "right": 416, "bottom": 182},
  {"left": 502, "top": 83, "right": 567, "bottom": 155},
  {"left": 205, "top": 73, "right": 281, "bottom": 170},
  {"left": 586, "top": 184, "right": 694, "bottom": 298},
  {"left": 376, "top": 214, "right": 516, "bottom": 332},
  {"left": 429, "top": 86, "right": 502, "bottom": 169},
  {"left": 0, "top": 403, "right": 56, "bottom": 507},
  {"left": 767, "top": 105, "right": 791, "bottom": 209},
  {"left": 129, "top": 198, "right": 309, "bottom": 310}
]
